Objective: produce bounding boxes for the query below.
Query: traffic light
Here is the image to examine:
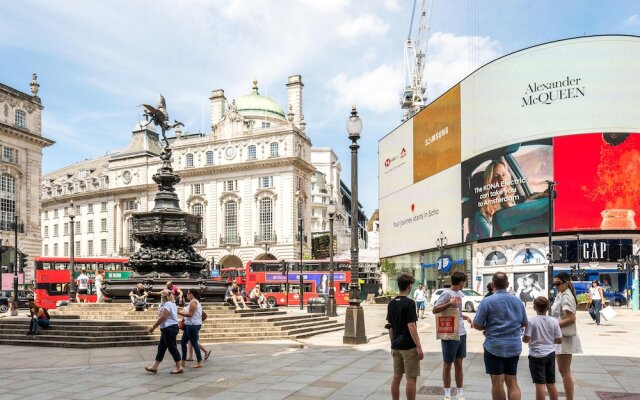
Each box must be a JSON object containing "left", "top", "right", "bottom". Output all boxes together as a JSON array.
[
  {"left": 551, "top": 245, "right": 563, "bottom": 262},
  {"left": 20, "top": 254, "right": 28, "bottom": 273},
  {"left": 280, "top": 260, "right": 288, "bottom": 275}
]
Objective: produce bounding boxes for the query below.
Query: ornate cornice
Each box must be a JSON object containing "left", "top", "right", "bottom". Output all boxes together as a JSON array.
[
  {"left": 41, "top": 183, "right": 155, "bottom": 207},
  {"left": 178, "top": 156, "right": 315, "bottom": 177},
  {"left": 0, "top": 123, "right": 54, "bottom": 148}
]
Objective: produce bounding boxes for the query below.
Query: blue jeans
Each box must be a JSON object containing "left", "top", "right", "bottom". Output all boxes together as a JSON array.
[
  {"left": 29, "top": 318, "right": 50, "bottom": 334},
  {"left": 181, "top": 324, "right": 202, "bottom": 362},
  {"left": 589, "top": 299, "right": 602, "bottom": 324}
]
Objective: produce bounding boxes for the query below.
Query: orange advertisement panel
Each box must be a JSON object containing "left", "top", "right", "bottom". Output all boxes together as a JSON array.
[{"left": 413, "top": 84, "right": 462, "bottom": 183}]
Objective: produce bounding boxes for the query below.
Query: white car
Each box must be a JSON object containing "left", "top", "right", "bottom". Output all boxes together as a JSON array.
[{"left": 430, "top": 288, "right": 483, "bottom": 312}]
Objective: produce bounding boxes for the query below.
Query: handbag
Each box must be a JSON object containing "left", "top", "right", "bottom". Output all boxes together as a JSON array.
[
  {"left": 202, "top": 310, "right": 208, "bottom": 321},
  {"left": 178, "top": 319, "right": 185, "bottom": 330},
  {"left": 435, "top": 307, "right": 460, "bottom": 341},
  {"left": 600, "top": 305, "right": 617, "bottom": 321}
]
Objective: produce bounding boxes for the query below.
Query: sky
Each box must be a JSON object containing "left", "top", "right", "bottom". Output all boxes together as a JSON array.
[{"left": 1, "top": 0, "right": 639, "bottom": 216}]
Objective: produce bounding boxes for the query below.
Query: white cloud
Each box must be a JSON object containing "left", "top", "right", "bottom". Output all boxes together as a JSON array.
[
  {"left": 337, "top": 14, "right": 390, "bottom": 39},
  {"left": 383, "top": 0, "right": 401, "bottom": 11},
  {"left": 423, "top": 32, "right": 501, "bottom": 100},
  {"left": 329, "top": 64, "right": 402, "bottom": 113},
  {"left": 624, "top": 14, "right": 640, "bottom": 26}
]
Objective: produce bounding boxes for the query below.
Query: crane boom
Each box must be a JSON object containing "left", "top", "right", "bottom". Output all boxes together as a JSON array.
[{"left": 401, "top": 0, "right": 433, "bottom": 121}]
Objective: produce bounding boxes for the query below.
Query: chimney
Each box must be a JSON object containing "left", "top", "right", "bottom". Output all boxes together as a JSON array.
[
  {"left": 286, "top": 75, "right": 303, "bottom": 128},
  {"left": 210, "top": 89, "right": 226, "bottom": 130}
]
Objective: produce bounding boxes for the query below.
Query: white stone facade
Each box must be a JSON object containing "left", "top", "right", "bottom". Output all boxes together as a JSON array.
[
  {"left": 40, "top": 76, "right": 327, "bottom": 268},
  {"left": 0, "top": 74, "right": 54, "bottom": 283}
]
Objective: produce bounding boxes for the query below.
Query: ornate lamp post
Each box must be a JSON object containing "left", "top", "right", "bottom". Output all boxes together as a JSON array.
[
  {"left": 299, "top": 218, "right": 304, "bottom": 310},
  {"left": 11, "top": 216, "right": 20, "bottom": 303},
  {"left": 436, "top": 231, "right": 448, "bottom": 289},
  {"left": 68, "top": 201, "right": 77, "bottom": 302},
  {"left": 326, "top": 200, "right": 337, "bottom": 317},
  {"left": 343, "top": 106, "right": 366, "bottom": 344}
]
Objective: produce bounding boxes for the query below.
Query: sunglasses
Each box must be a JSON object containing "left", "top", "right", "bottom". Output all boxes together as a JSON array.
[{"left": 552, "top": 282, "right": 565, "bottom": 287}]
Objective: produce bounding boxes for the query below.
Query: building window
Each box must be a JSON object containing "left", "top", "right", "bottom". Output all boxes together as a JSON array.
[
  {"left": 206, "top": 150, "right": 214, "bottom": 165},
  {"left": 75, "top": 241, "right": 81, "bottom": 255},
  {"left": 88, "top": 203, "right": 93, "bottom": 213},
  {"left": 191, "top": 184, "right": 204, "bottom": 195},
  {"left": 270, "top": 142, "right": 279, "bottom": 157},
  {"left": 64, "top": 242, "right": 69, "bottom": 257},
  {"left": 1, "top": 147, "right": 18, "bottom": 164},
  {"left": 259, "top": 197, "right": 273, "bottom": 242},
  {"left": 54, "top": 209, "right": 58, "bottom": 218},
  {"left": 88, "top": 220, "right": 94, "bottom": 233},
  {"left": 75, "top": 221, "right": 81, "bottom": 234},
  {"left": 44, "top": 244, "right": 48, "bottom": 256},
  {"left": 297, "top": 176, "right": 303, "bottom": 190},
  {"left": 53, "top": 243, "right": 59, "bottom": 256},
  {"left": 192, "top": 203, "right": 204, "bottom": 242},
  {"left": 247, "top": 145, "right": 257, "bottom": 160},
  {"left": 0, "top": 173, "right": 16, "bottom": 231},
  {"left": 261, "top": 122, "right": 271, "bottom": 128},
  {"left": 224, "top": 201, "right": 238, "bottom": 241},
  {"left": 14, "top": 110, "right": 26, "bottom": 128},
  {"left": 88, "top": 240, "right": 94, "bottom": 256},
  {"left": 63, "top": 207, "right": 68, "bottom": 217},
  {"left": 224, "top": 180, "right": 237, "bottom": 192},
  {"left": 101, "top": 239, "right": 107, "bottom": 255},
  {"left": 44, "top": 210, "right": 48, "bottom": 220},
  {"left": 297, "top": 199, "right": 303, "bottom": 222},
  {"left": 44, "top": 226, "right": 49, "bottom": 238},
  {"left": 259, "top": 176, "right": 273, "bottom": 188},
  {"left": 185, "top": 153, "right": 194, "bottom": 168},
  {"left": 64, "top": 222, "right": 69, "bottom": 236},
  {"left": 101, "top": 202, "right": 107, "bottom": 212},
  {"left": 53, "top": 224, "right": 59, "bottom": 237},
  {"left": 101, "top": 218, "right": 107, "bottom": 232},
  {"left": 124, "top": 200, "right": 137, "bottom": 211}
]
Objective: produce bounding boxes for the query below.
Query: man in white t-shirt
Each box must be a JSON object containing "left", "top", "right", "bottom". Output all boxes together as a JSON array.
[
  {"left": 413, "top": 284, "right": 427, "bottom": 319},
  {"left": 75, "top": 269, "right": 90, "bottom": 303},
  {"left": 433, "top": 271, "right": 473, "bottom": 400}
]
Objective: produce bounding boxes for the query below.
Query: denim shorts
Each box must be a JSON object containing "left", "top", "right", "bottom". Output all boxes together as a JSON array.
[
  {"left": 416, "top": 301, "right": 425, "bottom": 310},
  {"left": 441, "top": 334, "right": 467, "bottom": 363}
]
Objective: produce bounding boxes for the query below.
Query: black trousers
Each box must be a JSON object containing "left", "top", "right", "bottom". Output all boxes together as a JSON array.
[{"left": 155, "top": 324, "right": 181, "bottom": 363}]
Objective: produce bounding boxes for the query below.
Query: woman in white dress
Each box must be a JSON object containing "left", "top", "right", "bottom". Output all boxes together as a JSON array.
[{"left": 551, "top": 272, "right": 582, "bottom": 400}]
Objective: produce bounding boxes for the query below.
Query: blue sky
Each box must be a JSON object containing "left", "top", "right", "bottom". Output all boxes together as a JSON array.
[{"left": 1, "top": 1, "right": 639, "bottom": 216}]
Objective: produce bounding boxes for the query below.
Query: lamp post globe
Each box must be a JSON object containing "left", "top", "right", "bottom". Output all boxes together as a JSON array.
[
  {"left": 343, "top": 105, "right": 366, "bottom": 345},
  {"left": 68, "top": 201, "right": 77, "bottom": 302}
]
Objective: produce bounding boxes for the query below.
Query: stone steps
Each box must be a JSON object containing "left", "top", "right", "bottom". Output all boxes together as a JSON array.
[{"left": 0, "top": 304, "right": 343, "bottom": 348}]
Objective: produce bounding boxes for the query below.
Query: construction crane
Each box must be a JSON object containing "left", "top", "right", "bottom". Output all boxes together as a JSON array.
[{"left": 401, "top": 0, "right": 433, "bottom": 122}]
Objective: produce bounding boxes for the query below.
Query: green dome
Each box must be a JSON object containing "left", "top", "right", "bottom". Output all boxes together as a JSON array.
[{"left": 235, "top": 80, "right": 286, "bottom": 119}]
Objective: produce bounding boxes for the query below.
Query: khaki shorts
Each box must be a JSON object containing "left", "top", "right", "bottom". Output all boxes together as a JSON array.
[{"left": 392, "top": 348, "right": 420, "bottom": 378}]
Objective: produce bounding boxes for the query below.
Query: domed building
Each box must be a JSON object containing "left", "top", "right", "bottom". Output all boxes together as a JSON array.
[{"left": 40, "top": 75, "right": 334, "bottom": 268}]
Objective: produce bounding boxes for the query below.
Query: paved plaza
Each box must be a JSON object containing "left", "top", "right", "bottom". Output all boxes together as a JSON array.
[{"left": 1, "top": 304, "right": 640, "bottom": 399}]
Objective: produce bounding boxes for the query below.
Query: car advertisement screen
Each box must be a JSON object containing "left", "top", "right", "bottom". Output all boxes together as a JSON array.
[
  {"left": 554, "top": 132, "right": 640, "bottom": 231},
  {"left": 461, "top": 139, "right": 553, "bottom": 241}
]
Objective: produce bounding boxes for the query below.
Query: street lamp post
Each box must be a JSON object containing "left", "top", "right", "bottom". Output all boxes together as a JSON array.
[
  {"left": 0, "top": 238, "right": 3, "bottom": 290},
  {"left": 546, "top": 180, "right": 557, "bottom": 310},
  {"left": 326, "top": 200, "right": 337, "bottom": 317},
  {"left": 343, "top": 105, "right": 366, "bottom": 345},
  {"left": 576, "top": 233, "right": 581, "bottom": 277},
  {"left": 12, "top": 215, "right": 19, "bottom": 303},
  {"left": 68, "top": 201, "right": 77, "bottom": 302},
  {"left": 436, "top": 231, "right": 448, "bottom": 289},
  {"left": 299, "top": 218, "right": 304, "bottom": 310}
]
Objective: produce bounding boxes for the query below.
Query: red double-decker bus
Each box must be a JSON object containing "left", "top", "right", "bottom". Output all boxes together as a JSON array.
[
  {"left": 245, "top": 259, "right": 351, "bottom": 308},
  {"left": 34, "top": 256, "right": 131, "bottom": 308}
]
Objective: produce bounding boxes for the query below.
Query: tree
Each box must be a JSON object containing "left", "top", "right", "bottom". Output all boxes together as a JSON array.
[{"left": 380, "top": 258, "right": 397, "bottom": 277}]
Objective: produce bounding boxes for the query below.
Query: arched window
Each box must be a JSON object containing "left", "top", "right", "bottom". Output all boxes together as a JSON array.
[
  {"left": 270, "top": 142, "right": 279, "bottom": 157},
  {"left": 259, "top": 198, "right": 273, "bottom": 242},
  {"left": 185, "top": 153, "right": 194, "bottom": 168},
  {"left": 224, "top": 201, "right": 238, "bottom": 242},
  {"left": 14, "top": 110, "right": 26, "bottom": 128},
  {"left": 247, "top": 145, "right": 257, "bottom": 160},
  {"left": 0, "top": 173, "right": 16, "bottom": 231},
  {"left": 192, "top": 203, "right": 205, "bottom": 244},
  {"left": 206, "top": 150, "right": 214, "bottom": 165}
]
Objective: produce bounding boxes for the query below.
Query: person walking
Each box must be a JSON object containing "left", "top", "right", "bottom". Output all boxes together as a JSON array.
[
  {"left": 75, "top": 269, "right": 89, "bottom": 303},
  {"left": 413, "top": 283, "right": 427, "bottom": 319},
  {"left": 386, "top": 273, "right": 424, "bottom": 400},
  {"left": 95, "top": 270, "right": 105, "bottom": 303},
  {"left": 432, "top": 271, "right": 473, "bottom": 400},
  {"left": 588, "top": 280, "right": 605, "bottom": 325},
  {"left": 485, "top": 282, "right": 495, "bottom": 298},
  {"left": 523, "top": 296, "right": 562, "bottom": 400},
  {"left": 551, "top": 272, "right": 582, "bottom": 400},
  {"left": 178, "top": 288, "right": 204, "bottom": 369},
  {"left": 145, "top": 292, "right": 183, "bottom": 374},
  {"left": 473, "top": 272, "right": 528, "bottom": 400}
]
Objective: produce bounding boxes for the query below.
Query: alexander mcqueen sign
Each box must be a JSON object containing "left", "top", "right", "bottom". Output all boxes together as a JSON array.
[{"left": 522, "top": 76, "right": 585, "bottom": 107}]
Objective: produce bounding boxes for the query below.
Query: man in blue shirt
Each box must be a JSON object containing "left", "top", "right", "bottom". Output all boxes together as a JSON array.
[{"left": 473, "top": 272, "right": 528, "bottom": 400}]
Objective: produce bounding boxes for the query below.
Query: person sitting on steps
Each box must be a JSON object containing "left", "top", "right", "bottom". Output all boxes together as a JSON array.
[
  {"left": 27, "top": 302, "right": 50, "bottom": 336},
  {"left": 226, "top": 283, "right": 249, "bottom": 310},
  {"left": 249, "top": 285, "right": 269, "bottom": 309},
  {"left": 129, "top": 283, "right": 148, "bottom": 311}
]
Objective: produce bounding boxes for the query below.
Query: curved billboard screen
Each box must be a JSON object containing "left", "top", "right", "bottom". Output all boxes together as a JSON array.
[{"left": 379, "top": 36, "right": 640, "bottom": 258}]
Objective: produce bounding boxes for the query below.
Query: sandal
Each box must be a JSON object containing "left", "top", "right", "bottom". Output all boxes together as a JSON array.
[
  {"left": 191, "top": 363, "right": 202, "bottom": 369},
  {"left": 180, "top": 360, "right": 186, "bottom": 367},
  {"left": 170, "top": 369, "right": 184, "bottom": 374},
  {"left": 204, "top": 350, "right": 212, "bottom": 360},
  {"left": 144, "top": 367, "right": 158, "bottom": 374}
]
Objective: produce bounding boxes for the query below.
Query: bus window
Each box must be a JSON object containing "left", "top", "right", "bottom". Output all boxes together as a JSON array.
[
  {"left": 336, "top": 263, "right": 350, "bottom": 271},
  {"left": 264, "top": 284, "right": 282, "bottom": 293},
  {"left": 290, "top": 283, "right": 313, "bottom": 294},
  {"left": 340, "top": 283, "right": 349, "bottom": 293},
  {"left": 265, "top": 263, "right": 280, "bottom": 272},
  {"left": 250, "top": 263, "right": 265, "bottom": 272}
]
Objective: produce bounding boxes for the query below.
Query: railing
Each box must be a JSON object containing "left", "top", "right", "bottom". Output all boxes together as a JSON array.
[
  {"left": 254, "top": 231, "right": 277, "bottom": 244},
  {"left": 219, "top": 234, "right": 241, "bottom": 246},
  {"left": 194, "top": 237, "right": 207, "bottom": 246},
  {"left": 0, "top": 220, "right": 24, "bottom": 233},
  {"left": 0, "top": 155, "right": 18, "bottom": 164},
  {"left": 296, "top": 233, "right": 308, "bottom": 243}
]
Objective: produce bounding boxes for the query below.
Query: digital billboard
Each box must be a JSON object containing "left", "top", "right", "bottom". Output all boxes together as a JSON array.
[
  {"left": 379, "top": 119, "right": 413, "bottom": 199},
  {"left": 554, "top": 132, "right": 640, "bottom": 231}
]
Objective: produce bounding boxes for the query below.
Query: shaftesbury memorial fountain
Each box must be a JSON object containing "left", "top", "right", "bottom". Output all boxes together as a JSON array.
[{"left": 103, "top": 96, "right": 226, "bottom": 301}]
